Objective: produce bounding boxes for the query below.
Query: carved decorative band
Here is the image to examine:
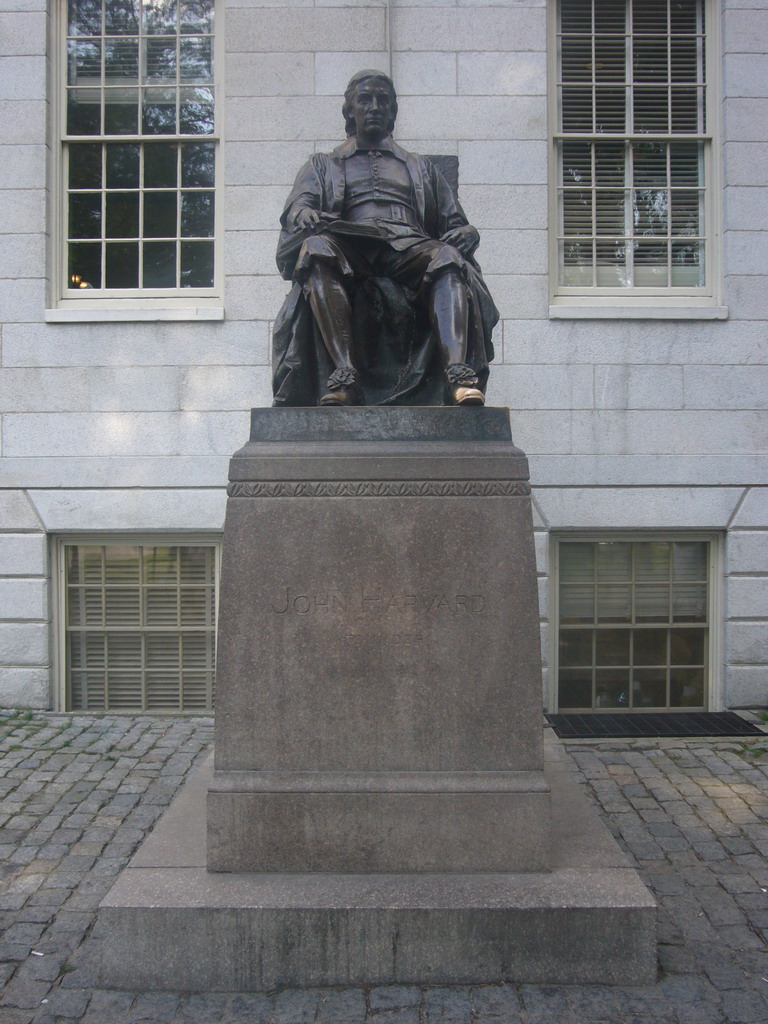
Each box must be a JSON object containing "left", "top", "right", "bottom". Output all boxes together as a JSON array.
[{"left": 228, "top": 480, "right": 531, "bottom": 498}]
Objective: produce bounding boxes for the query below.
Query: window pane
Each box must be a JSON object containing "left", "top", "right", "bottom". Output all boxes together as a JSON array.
[
  {"left": 144, "top": 191, "right": 177, "bottom": 236},
  {"left": 635, "top": 584, "right": 669, "bottom": 622},
  {"left": 105, "top": 241, "right": 139, "bottom": 286},
  {"left": 105, "top": 37, "right": 138, "bottom": 77},
  {"left": 106, "top": 192, "right": 139, "bottom": 237},
  {"left": 105, "top": 0, "right": 139, "bottom": 34},
  {"left": 561, "top": 86, "right": 594, "bottom": 133},
  {"left": 180, "top": 587, "right": 214, "bottom": 625},
  {"left": 595, "top": 629, "right": 629, "bottom": 665},
  {"left": 559, "top": 669, "right": 593, "bottom": 709},
  {"left": 596, "top": 585, "right": 631, "bottom": 623},
  {"left": 671, "top": 190, "right": 702, "bottom": 237},
  {"left": 679, "top": 540, "right": 708, "bottom": 581},
  {"left": 181, "top": 141, "right": 214, "bottom": 186},
  {"left": 144, "top": 545, "right": 178, "bottom": 582},
  {"left": 670, "top": 628, "right": 705, "bottom": 666},
  {"left": 671, "top": 240, "right": 704, "bottom": 286},
  {"left": 104, "top": 88, "right": 139, "bottom": 134},
  {"left": 634, "top": 189, "right": 668, "bottom": 236},
  {"left": 561, "top": 0, "right": 592, "bottom": 33},
  {"left": 595, "top": 190, "right": 624, "bottom": 236},
  {"left": 180, "top": 36, "right": 212, "bottom": 82},
  {"left": 69, "top": 143, "right": 102, "bottom": 187},
  {"left": 68, "top": 89, "right": 102, "bottom": 134},
  {"left": 68, "top": 39, "right": 101, "bottom": 83},
  {"left": 596, "top": 543, "right": 631, "bottom": 581},
  {"left": 143, "top": 241, "right": 176, "bottom": 286},
  {"left": 670, "top": 668, "right": 704, "bottom": 707},
  {"left": 180, "top": 546, "right": 216, "bottom": 584},
  {"left": 180, "top": 0, "right": 212, "bottom": 32},
  {"left": 67, "top": 587, "right": 104, "bottom": 626},
  {"left": 672, "top": 584, "right": 707, "bottom": 622},
  {"left": 105, "top": 588, "right": 141, "bottom": 625},
  {"left": 634, "top": 543, "right": 670, "bottom": 581},
  {"left": 595, "top": 87, "right": 626, "bottom": 132},
  {"left": 69, "top": 0, "right": 102, "bottom": 36},
  {"left": 144, "top": 142, "right": 178, "bottom": 187},
  {"left": 561, "top": 37, "right": 592, "bottom": 82},
  {"left": 181, "top": 190, "right": 214, "bottom": 236},
  {"left": 143, "top": 0, "right": 177, "bottom": 34},
  {"left": 144, "top": 37, "right": 177, "bottom": 81},
  {"left": 595, "top": 669, "right": 630, "bottom": 708},
  {"left": 105, "top": 545, "right": 141, "bottom": 582},
  {"left": 106, "top": 143, "right": 140, "bottom": 187},
  {"left": 560, "top": 543, "right": 594, "bottom": 582},
  {"left": 560, "top": 629, "right": 593, "bottom": 667},
  {"left": 180, "top": 240, "right": 214, "bottom": 286},
  {"left": 69, "top": 242, "right": 102, "bottom": 288},
  {"left": 633, "top": 669, "right": 667, "bottom": 708},
  {"left": 69, "top": 193, "right": 102, "bottom": 239},
  {"left": 179, "top": 87, "right": 214, "bottom": 134},
  {"left": 143, "top": 87, "right": 177, "bottom": 132},
  {"left": 633, "top": 629, "right": 667, "bottom": 665},
  {"left": 560, "top": 585, "right": 594, "bottom": 623},
  {"left": 146, "top": 588, "right": 180, "bottom": 625}
]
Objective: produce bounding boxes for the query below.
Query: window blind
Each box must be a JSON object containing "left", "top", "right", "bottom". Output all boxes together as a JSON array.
[{"left": 65, "top": 543, "right": 216, "bottom": 711}]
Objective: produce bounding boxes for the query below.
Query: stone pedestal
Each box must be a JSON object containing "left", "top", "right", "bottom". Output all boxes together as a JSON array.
[
  {"left": 208, "top": 407, "right": 550, "bottom": 874},
  {"left": 95, "top": 407, "right": 657, "bottom": 989}
]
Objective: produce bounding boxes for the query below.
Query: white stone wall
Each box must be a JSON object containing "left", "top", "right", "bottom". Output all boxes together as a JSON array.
[{"left": 0, "top": 0, "right": 766, "bottom": 710}]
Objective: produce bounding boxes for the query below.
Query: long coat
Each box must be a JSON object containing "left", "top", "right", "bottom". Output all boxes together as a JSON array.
[{"left": 272, "top": 137, "right": 498, "bottom": 407}]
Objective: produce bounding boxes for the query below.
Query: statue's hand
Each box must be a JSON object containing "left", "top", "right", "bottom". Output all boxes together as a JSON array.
[
  {"left": 293, "top": 207, "right": 322, "bottom": 231},
  {"left": 440, "top": 224, "right": 480, "bottom": 256}
]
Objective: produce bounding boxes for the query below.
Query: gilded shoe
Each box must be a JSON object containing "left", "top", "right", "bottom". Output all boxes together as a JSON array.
[
  {"left": 446, "top": 363, "right": 484, "bottom": 406},
  {"left": 452, "top": 385, "right": 485, "bottom": 405}
]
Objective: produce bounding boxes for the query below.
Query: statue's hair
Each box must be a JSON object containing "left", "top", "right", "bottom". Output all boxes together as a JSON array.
[{"left": 343, "top": 70, "right": 398, "bottom": 136}]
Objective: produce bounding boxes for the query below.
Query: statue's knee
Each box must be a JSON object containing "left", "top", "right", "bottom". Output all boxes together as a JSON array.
[
  {"left": 438, "top": 244, "right": 463, "bottom": 263},
  {"left": 426, "top": 246, "right": 466, "bottom": 282},
  {"left": 301, "top": 234, "right": 335, "bottom": 262}
]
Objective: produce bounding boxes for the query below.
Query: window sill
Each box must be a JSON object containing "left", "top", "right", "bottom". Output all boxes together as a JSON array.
[
  {"left": 45, "top": 307, "right": 225, "bottom": 323},
  {"left": 549, "top": 304, "right": 729, "bottom": 321}
]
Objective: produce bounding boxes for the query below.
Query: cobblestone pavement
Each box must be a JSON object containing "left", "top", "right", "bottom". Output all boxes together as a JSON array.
[{"left": 1, "top": 709, "right": 767, "bottom": 1024}]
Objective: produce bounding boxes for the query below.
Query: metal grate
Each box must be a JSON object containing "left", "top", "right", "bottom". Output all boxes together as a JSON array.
[{"left": 546, "top": 711, "right": 765, "bottom": 739}]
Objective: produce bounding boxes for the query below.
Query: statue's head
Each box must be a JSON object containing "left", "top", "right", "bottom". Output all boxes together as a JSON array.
[{"left": 343, "top": 70, "right": 398, "bottom": 137}]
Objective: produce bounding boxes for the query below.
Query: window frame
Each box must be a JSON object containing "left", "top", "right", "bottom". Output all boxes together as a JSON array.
[
  {"left": 549, "top": 532, "right": 722, "bottom": 713},
  {"left": 547, "top": 0, "right": 726, "bottom": 319},
  {"left": 48, "top": 0, "right": 224, "bottom": 320},
  {"left": 53, "top": 534, "right": 221, "bottom": 712}
]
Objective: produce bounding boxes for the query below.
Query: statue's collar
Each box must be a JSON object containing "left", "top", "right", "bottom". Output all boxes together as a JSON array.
[{"left": 333, "top": 136, "right": 408, "bottom": 161}]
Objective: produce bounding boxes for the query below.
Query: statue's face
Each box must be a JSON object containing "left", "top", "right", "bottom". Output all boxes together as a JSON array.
[{"left": 350, "top": 78, "right": 394, "bottom": 141}]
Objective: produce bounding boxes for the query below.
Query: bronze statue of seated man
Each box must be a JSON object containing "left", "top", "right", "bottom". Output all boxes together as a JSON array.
[{"left": 272, "top": 70, "right": 498, "bottom": 408}]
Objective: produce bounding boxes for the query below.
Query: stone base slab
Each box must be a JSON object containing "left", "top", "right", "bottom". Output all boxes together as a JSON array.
[
  {"left": 207, "top": 770, "right": 550, "bottom": 873},
  {"left": 95, "top": 739, "right": 656, "bottom": 989}
]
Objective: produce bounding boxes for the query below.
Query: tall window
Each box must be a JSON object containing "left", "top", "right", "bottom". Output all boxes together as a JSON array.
[
  {"left": 62, "top": 541, "right": 217, "bottom": 711},
  {"left": 554, "top": 0, "right": 712, "bottom": 295},
  {"left": 556, "top": 538, "right": 713, "bottom": 712},
  {"left": 62, "top": 0, "right": 217, "bottom": 298}
]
